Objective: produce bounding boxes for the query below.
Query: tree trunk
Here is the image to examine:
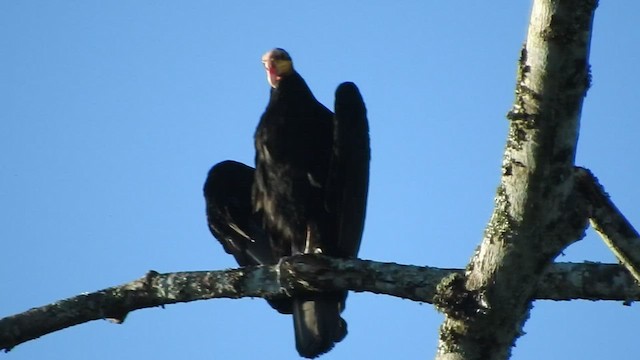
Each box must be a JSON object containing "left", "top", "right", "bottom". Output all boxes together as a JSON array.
[{"left": 434, "top": 1, "right": 598, "bottom": 359}]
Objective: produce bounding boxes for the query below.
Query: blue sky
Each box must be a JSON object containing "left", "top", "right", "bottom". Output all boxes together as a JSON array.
[{"left": 2, "top": 1, "right": 639, "bottom": 359}]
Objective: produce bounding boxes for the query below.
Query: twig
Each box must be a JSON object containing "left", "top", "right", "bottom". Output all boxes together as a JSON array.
[{"left": 576, "top": 167, "right": 640, "bottom": 284}]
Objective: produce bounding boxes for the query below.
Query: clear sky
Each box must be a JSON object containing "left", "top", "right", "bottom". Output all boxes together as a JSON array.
[{"left": 2, "top": 1, "right": 639, "bottom": 359}]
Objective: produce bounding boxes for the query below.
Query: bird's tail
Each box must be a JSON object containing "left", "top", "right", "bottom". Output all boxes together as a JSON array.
[{"left": 292, "top": 294, "right": 347, "bottom": 359}]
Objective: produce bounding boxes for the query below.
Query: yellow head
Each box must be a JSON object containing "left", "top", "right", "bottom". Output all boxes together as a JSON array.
[{"left": 261, "top": 48, "right": 293, "bottom": 88}]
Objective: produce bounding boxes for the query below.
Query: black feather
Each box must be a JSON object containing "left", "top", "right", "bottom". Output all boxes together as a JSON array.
[
  {"left": 330, "top": 82, "right": 370, "bottom": 259},
  {"left": 253, "top": 50, "right": 370, "bottom": 358},
  {"left": 203, "top": 160, "right": 291, "bottom": 314}
]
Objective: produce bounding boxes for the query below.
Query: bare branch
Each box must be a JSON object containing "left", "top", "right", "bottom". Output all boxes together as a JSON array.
[
  {"left": 575, "top": 167, "right": 640, "bottom": 284},
  {"left": 540, "top": 262, "right": 639, "bottom": 301},
  {"left": 1, "top": 256, "right": 637, "bottom": 352},
  {"left": 436, "top": 1, "right": 598, "bottom": 359}
]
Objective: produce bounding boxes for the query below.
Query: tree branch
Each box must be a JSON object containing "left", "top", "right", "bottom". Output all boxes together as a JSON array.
[
  {"left": 575, "top": 167, "right": 640, "bottom": 284},
  {"left": 435, "top": 1, "right": 598, "bottom": 359},
  {"left": 1, "top": 255, "right": 636, "bottom": 352}
]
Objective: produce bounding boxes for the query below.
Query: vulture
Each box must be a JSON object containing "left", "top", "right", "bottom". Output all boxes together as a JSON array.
[
  {"left": 204, "top": 48, "right": 369, "bottom": 358},
  {"left": 253, "top": 48, "right": 369, "bottom": 358}
]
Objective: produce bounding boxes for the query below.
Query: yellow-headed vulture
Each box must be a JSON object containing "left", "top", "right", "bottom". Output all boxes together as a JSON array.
[{"left": 253, "top": 48, "right": 370, "bottom": 358}]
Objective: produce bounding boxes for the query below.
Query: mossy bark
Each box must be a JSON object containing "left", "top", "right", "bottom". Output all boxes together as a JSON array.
[{"left": 435, "top": 1, "right": 598, "bottom": 359}]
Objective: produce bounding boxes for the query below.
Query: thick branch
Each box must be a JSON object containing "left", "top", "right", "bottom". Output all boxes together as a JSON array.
[
  {"left": 436, "top": 1, "right": 597, "bottom": 359},
  {"left": 1, "top": 256, "right": 636, "bottom": 352},
  {"left": 576, "top": 167, "right": 640, "bottom": 283}
]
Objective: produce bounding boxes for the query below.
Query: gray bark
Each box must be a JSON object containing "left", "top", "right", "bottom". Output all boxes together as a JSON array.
[
  {"left": 435, "top": 1, "right": 598, "bottom": 359},
  {"left": 576, "top": 167, "right": 640, "bottom": 283},
  {"left": 0, "top": 257, "right": 637, "bottom": 352}
]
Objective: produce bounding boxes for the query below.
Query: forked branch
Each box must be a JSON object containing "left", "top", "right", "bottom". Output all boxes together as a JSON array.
[{"left": 576, "top": 167, "right": 640, "bottom": 283}]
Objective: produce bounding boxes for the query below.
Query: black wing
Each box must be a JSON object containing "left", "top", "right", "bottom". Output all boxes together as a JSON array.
[
  {"left": 204, "top": 160, "right": 292, "bottom": 314},
  {"left": 329, "top": 82, "right": 370, "bottom": 258},
  {"left": 203, "top": 160, "right": 273, "bottom": 266}
]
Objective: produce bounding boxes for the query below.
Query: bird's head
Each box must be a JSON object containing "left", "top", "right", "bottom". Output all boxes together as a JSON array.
[{"left": 261, "top": 48, "right": 293, "bottom": 88}]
